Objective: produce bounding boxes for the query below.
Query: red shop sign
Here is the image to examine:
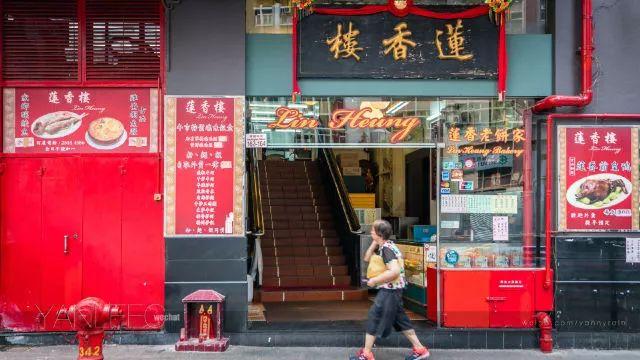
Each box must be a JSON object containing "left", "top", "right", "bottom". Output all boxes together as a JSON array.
[
  {"left": 2, "top": 88, "right": 159, "bottom": 153},
  {"left": 558, "top": 126, "right": 640, "bottom": 231},
  {"left": 164, "top": 96, "right": 245, "bottom": 237}
]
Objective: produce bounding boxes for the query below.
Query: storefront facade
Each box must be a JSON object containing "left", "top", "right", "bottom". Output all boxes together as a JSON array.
[{"left": 2, "top": 0, "right": 640, "bottom": 350}]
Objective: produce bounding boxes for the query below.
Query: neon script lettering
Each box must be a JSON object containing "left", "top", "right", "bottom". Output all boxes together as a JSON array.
[{"left": 267, "top": 107, "right": 420, "bottom": 144}]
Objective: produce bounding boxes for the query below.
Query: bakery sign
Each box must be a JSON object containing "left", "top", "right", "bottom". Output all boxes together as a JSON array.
[
  {"left": 164, "top": 96, "right": 245, "bottom": 237},
  {"left": 558, "top": 126, "right": 640, "bottom": 231},
  {"left": 268, "top": 106, "right": 420, "bottom": 143},
  {"left": 2, "top": 88, "right": 159, "bottom": 153}
]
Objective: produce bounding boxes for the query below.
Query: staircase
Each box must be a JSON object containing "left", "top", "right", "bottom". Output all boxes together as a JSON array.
[{"left": 258, "top": 159, "right": 367, "bottom": 302}]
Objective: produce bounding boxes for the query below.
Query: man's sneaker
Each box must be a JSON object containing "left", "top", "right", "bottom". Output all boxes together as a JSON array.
[
  {"left": 349, "top": 348, "right": 375, "bottom": 360},
  {"left": 405, "top": 346, "right": 430, "bottom": 360}
]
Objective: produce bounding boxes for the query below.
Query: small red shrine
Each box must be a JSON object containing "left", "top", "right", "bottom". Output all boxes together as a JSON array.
[{"left": 175, "top": 290, "right": 229, "bottom": 352}]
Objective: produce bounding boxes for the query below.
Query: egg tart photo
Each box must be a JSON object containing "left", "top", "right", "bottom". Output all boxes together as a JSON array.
[{"left": 88, "top": 117, "right": 125, "bottom": 145}]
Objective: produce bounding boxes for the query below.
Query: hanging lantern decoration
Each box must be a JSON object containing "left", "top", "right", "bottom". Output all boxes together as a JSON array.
[
  {"left": 292, "top": 0, "right": 314, "bottom": 10},
  {"left": 485, "top": 0, "right": 513, "bottom": 25}
]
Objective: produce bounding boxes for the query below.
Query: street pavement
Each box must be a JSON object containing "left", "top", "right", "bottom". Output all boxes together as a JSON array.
[{"left": 2, "top": 346, "right": 640, "bottom": 359}]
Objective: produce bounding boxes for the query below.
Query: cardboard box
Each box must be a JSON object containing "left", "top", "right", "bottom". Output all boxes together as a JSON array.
[
  {"left": 349, "top": 193, "right": 375, "bottom": 208},
  {"left": 341, "top": 166, "right": 361, "bottom": 176},
  {"left": 411, "top": 225, "right": 437, "bottom": 243},
  {"left": 355, "top": 208, "right": 381, "bottom": 225}
]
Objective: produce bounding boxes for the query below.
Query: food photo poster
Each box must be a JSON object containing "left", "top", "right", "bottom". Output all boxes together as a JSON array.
[{"left": 558, "top": 126, "right": 640, "bottom": 231}]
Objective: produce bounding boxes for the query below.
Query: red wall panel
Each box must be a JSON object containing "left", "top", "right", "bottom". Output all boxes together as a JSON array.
[
  {"left": 442, "top": 270, "right": 491, "bottom": 328},
  {"left": 0, "top": 158, "right": 43, "bottom": 332},
  {"left": 120, "top": 157, "right": 164, "bottom": 330}
]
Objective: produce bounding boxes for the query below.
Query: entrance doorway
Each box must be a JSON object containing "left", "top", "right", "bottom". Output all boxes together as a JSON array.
[{"left": 247, "top": 146, "right": 437, "bottom": 326}]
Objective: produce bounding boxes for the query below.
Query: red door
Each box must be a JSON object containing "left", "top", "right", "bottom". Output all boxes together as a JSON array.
[
  {"left": 81, "top": 157, "right": 124, "bottom": 323},
  {"left": 120, "top": 157, "right": 164, "bottom": 330},
  {"left": 40, "top": 157, "right": 83, "bottom": 331},
  {"left": 0, "top": 158, "right": 43, "bottom": 331},
  {"left": 489, "top": 271, "right": 535, "bottom": 328}
]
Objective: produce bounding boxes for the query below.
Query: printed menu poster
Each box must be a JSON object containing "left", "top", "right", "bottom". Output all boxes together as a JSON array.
[
  {"left": 164, "top": 96, "right": 245, "bottom": 237},
  {"left": 558, "top": 126, "right": 640, "bottom": 231},
  {"left": 3, "top": 88, "right": 158, "bottom": 153}
]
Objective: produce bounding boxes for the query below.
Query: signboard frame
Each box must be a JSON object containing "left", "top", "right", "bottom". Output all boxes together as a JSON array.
[
  {"left": 557, "top": 125, "right": 640, "bottom": 232},
  {"left": 163, "top": 95, "right": 246, "bottom": 238}
]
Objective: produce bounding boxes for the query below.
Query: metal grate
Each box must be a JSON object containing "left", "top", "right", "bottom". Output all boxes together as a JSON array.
[
  {"left": 85, "top": 0, "right": 161, "bottom": 80},
  {"left": 2, "top": 0, "right": 79, "bottom": 80}
]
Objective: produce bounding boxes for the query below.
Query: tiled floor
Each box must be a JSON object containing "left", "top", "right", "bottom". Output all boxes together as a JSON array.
[{"left": 249, "top": 299, "right": 427, "bottom": 323}]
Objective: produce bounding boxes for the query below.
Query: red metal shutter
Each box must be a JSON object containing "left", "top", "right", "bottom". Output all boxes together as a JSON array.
[
  {"left": 85, "top": 0, "right": 161, "bottom": 80},
  {"left": 2, "top": 0, "right": 80, "bottom": 80}
]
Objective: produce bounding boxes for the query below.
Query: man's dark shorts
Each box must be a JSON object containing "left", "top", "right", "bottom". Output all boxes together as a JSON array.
[{"left": 366, "top": 288, "right": 413, "bottom": 338}]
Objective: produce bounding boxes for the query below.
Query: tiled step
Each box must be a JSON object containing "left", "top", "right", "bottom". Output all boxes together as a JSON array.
[
  {"left": 263, "top": 275, "right": 351, "bottom": 288},
  {"left": 262, "top": 229, "right": 338, "bottom": 239},
  {"left": 259, "top": 288, "right": 368, "bottom": 302},
  {"left": 263, "top": 255, "right": 346, "bottom": 266},
  {"left": 264, "top": 211, "right": 333, "bottom": 222},
  {"left": 263, "top": 264, "right": 349, "bottom": 277},
  {"left": 262, "top": 246, "right": 343, "bottom": 257},
  {"left": 261, "top": 237, "right": 340, "bottom": 248}
]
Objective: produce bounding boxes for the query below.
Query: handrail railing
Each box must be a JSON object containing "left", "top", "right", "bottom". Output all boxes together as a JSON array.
[
  {"left": 320, "top": 148, "right": 362, "bottom": 234},
  {"left": 247, "top": 148, "right": 265, "bottom": 236}
]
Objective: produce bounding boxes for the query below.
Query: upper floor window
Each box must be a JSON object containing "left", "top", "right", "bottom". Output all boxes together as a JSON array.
[{"left": 246, "top": 0, "right": 547, "bottom": 35}]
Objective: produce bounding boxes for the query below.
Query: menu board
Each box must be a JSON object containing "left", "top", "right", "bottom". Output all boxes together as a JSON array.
[
  {"left": 164, "top": 96, "right": 245, "bottom": 237},
  {"left": 3, "top": 88, "right": 158, "bottom": 153},
  {"left": 558, "top": 126, "right": 640, "bottom": 231},
  {"left": 440, "top": 194, "right": 518, "bottom": 214}
]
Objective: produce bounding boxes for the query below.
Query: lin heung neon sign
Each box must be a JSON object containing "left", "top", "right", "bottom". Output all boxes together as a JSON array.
[{"left": 268, "top": 107, "right": 420, "bottom": 143}]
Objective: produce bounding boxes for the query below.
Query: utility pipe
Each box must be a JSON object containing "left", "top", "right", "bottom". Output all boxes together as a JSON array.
[{"left": 533, "top": 0, "right": 593, "bottom": 112}]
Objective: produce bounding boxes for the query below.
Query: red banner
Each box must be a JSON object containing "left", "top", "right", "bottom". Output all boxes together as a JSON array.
[
  {"left": 169, "top": 97, "right": 238, "bottom": 236},
  {"left": 559, "top": 126, "right": 640, "bottom": 231},
  {"left": 3, "top": 88, "right": 158, "bottom": 153}
]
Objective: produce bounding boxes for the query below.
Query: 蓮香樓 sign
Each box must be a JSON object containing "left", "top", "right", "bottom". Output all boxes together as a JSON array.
[
  {"left": 3, "top": 88, "right": 158, "bottom": 153},
  {"left": 298, "top": 9, "right": 498, "bottom": 80},
  {"left": 164, "top": 96, "right": 245, "bottom": 237},
  {"left": 558, "top": 126, "right": 640, "bottom": 231}
]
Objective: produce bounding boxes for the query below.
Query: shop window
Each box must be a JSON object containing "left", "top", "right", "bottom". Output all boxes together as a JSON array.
[
  {"left": 438, "top": 99, "right": 536, "bottom": 268},
  {"left": 2, "top": 0, "right": 161, "bottom": 82}
]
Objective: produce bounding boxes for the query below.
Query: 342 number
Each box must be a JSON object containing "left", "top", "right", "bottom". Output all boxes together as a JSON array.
[{"left": 79, "top": 346, "right": 101, "bottom": 357}]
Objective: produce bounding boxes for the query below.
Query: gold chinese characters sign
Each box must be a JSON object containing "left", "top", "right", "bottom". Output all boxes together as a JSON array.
[
  {"left": 445, "top": 126, "right": 525, "bottom": 157},
  {"left": 164, "top": 96, "right": 245, "bottom": 237},
  {"left": 299, "top": 10, "right": 497, "bottom": 79}
]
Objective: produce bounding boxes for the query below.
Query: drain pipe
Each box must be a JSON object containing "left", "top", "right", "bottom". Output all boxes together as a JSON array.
[
  {"left": 536, "top": 312, "right": 553, "bottom": 352},
  {"left": 533, "top": 0, "right": 593, "bottom": 112}
]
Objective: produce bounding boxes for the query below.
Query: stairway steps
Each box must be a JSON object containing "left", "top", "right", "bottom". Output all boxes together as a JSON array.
[{"left": 258, "top": 160, "right": 350, "bottom": 292}]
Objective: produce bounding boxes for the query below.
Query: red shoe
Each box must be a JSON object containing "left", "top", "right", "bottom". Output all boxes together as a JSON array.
[
  {"left": 350, "top": 348, "right": 375, "bottom": 360},
  {"left": 405, "top": 346, "right": 430, "bottom": 360}
]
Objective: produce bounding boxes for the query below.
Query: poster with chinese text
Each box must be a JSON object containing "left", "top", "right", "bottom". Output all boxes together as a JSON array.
[
  {"left": 3, "top": 88, "right": 158, "bottom": 153},
  {"left": 164, "top": 96, "right": 245, "bottom": 237},
  {"left": 558, "top": 126, "right": 640, "bottom": 231}
]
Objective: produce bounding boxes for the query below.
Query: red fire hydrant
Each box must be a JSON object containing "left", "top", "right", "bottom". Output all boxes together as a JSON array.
[
  {"left": 536, "top": 312, "right": 553, "bottom": 353},
  {"left": 58, "top": 297, "right": 122, "bottom": 360}
]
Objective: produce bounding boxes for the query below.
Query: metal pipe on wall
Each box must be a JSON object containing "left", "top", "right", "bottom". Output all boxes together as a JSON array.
[{"left": 533, "top": 0, "right": 593, "bottom": 112}]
